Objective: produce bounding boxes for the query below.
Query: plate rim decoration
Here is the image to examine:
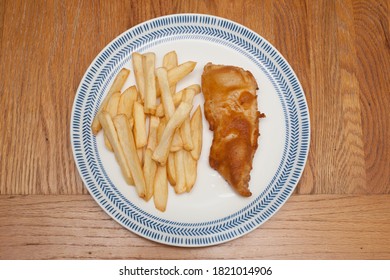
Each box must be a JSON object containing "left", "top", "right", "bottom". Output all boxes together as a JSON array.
[{"left": 71, "top": 13, "right": 310, "bottom": 247}]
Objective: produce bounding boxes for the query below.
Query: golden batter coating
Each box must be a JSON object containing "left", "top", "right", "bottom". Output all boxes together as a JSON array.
[{"left": 202, "top": 63, "right": 264, "bottom": 197}]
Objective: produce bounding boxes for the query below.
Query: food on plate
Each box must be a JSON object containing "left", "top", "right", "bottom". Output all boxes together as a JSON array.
[
  {"left": 155, "top": 84, "right": 201, "bottom": 117},
  {"left": 91, "top": 68, "right": 130, "bottom": 135},
  {"left": 93, "top": 51, "right": 202, "bottom": 211},
  {"left": 152, "top": 102, "right": 193, "bottom": 166},
  {"left": 104, "top": 91, "right": 121, "bottom": 151},
  {"left": 190, "top": 106, "right": 203, "bottom": 160},
  {"left": 201, "top": 63, "right": 264, "bottom": 197},
  {"left": 166, "top": 152, "right": 176, "bottom": 186},
  {"left": 170, "top": 128, "right": 184, "bottom": 152},
  {"left": 154, "top": 164, "right": 168, "bottom": 212},
  {"left": 118, "top": 86, "right": 138, "bottom": 119},
  {"left": 180, "top": 88, "right": 196, "bottom": 151},
  {"left": 133, "top": 101, "right": 147, "bottom": 148},
  {"left": 162, "top": 51, "right": 178, "bottom": 94},
  {"left": 167, "top": 61, "right": 196, "bottom": 87},
  {"left": 184, "top": 150, "right": 197, "bottom": 192},
  {"left": 143, "top": 53, "right": 157, "bottom": 114},
  {"left": 113, "top": 114, "right": 145, "bottom": 198},
  {"left": 153, "top": 119, "right": 169, "bottom": 211},
  {"left": 143, "top": 116, "right": 160, "bottom": 201},
  {"left": 156, "top": 66, "right": 183, "bottom": 154},
  {"left": 132, "top": 52, "right": 145, "bottom": 102},
  {"left": 174, "top": 149, "right": 186, "bottom": 194},
  {"left": 156, "top": 67, "right": 176, "bottom": 118},
  {"left": 98, "top": 111, "right": 134, "bottom": 186}
]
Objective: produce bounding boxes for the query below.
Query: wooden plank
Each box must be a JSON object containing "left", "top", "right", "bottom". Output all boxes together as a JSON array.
[
  {"left": 352, "top": 0, "right": 390, "bottom": 193},
  {"left": 0, "top": 0, "right": 4, "bottom": 59},
  {"left": 0, "top": 195, "right": 389, "bottom": 259},
  {"left": 305, "top": 0, "right": 369, "bottom": 194},
  {"left": 272, "top": 0, "right": 314, "bottom": 194},
  {"left": 334, "top": 0, "right": 366, "bottom": 193},
  {"left": 0, "top": 0, "right": 102, "bottom": 194}
]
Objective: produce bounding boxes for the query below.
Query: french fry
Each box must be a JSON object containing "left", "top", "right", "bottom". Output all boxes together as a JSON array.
[
  {"left": 104, "top": 91, "right": 121, "bottom": 151},
  {"left": 190, "top": 106, "right": 203, "bottom": 160},
  {"left": 155, "top": 53, "right": 179, "bottom": 98},
  {"left": 91, "top": 68, "right": 130, "bottom": 134},
  {"left": 98, "top": 111, "right": 134, "bottom": 185},
  {"left": 157, "top": 76, "right": 194, "bottom": 152},
  {"left": 167, "top": 61, "right": 196, "bottom": 87},
  {"left": 118, "top": 86, "right": 138, "bottom": 118},
  {"left": 133, "top": 101, "right": 147, "bottom": 148},
  {"left": 113, "top": 114, "right": 146, "bottom": 198},
  {"left": 143, "top": 52, "right": 157, "bottom": 114},
  {"left": 155, "top": 76, "right": 161, "bottom": 98},
  {"left": 95, "top": 51, "right": 201, "bottom": 211},
  {"left": 155, "top": 84, "right": 201, "bottom": 117},
  {"left": 184, "top": 151, "right": 197, "bottom": 192},
  {"left": 156, "top": 67, "right": 175, "bottom": 119},
  {"left": 154, "top": 118, "right": 169, "bottom": 210},
  {"left": 157, "top": 117, "right": 166, "bottom": 141},
  {"left": 156, "top": 73, "right": 189, "bottom": 152},
  {"left": 137, "top": 147, "right": 144, "bottom": 167},
  {"left": 143, "top": 149, "right": 157, "bottom": 201},
  {"left": 181, "top": 88, "right": 196, "bottom": 104},
  {"left": 143, "top": 116, "right": 160, "bottom": 201},
  {"left": 174, "top": 149, "right": 186, "bottom": 194},
  {"left": 154, "top": 164, "right": 168, "bottom": 212},
  {"left": 170, "top": 131, "right": 183, "bottom": 152},
  {"left": 167, "top": 152, "right": 176, "bottom": 186},
  {"left": 163, "top": 51, "right": 178, "bottom": 69},
  {"left": 163, "top": 51, "right": 178, "bottom": 94},
  {"left": 104, "top": 135, "right": 113, "bottom": 152},
  {"left": 106, "top": 91, "right": 121, "bottom": 115},
  {"left": 128, "top": 117, "right": 134, "bottom": 130},
  {"left": 152, "top": 102, "right": 192, "bottom": 165},
  {"left": 147, "top": 116, "right": 160, "bottom": 151},
  {"left": 180, "top": 88, "right": 196, "bottom": 151},
  {"left": 155, "top": 106, "right": 164, "bottom": 118},
  {"left": 132, "top": 53, "right": 145, "bottom": 102}
]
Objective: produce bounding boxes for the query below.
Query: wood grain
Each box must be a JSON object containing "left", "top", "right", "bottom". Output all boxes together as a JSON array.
[
  {"left": 272, "top": 0, "right": 314, "bottom": 194},
  {"left": 0, "top": 0, "right": 4, "bottom": 59},
  {"left": 0, "top": 195, "right": 389, "bottom": 259},
  {"left": 0, "top": 0, "right": 389, "bottom": 259},
  {"left": 352, "top": 0, "right": 390, "bottom": 193},
  {"left": 1, "top": 0, "right": 387, "bottom": 195},
  {"left": 0, "top": 0, "right": 95, "bottom": 194}
]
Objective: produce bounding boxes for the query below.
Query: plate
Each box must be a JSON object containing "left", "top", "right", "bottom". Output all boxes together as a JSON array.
[{"left": 71, "top": 14, "right": 310, "bottom": 247}]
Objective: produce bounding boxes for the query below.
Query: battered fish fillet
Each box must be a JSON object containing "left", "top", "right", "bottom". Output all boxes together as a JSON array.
[{"left": 201, "top": 63, "right": 264, "bottom": 197}]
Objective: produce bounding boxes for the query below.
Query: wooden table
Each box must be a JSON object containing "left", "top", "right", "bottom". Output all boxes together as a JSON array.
[{"left": 1, "top": 0, "right": 389, "bottom": 260}]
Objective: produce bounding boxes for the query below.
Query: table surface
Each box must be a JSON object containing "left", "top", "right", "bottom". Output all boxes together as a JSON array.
[{"left": 1, "top": 0, "right": 389, "bottom": 260}]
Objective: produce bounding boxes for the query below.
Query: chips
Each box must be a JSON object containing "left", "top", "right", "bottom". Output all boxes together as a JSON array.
[
  {"left": 98, "top": 111, "right": 134, "bottom": 186},
  {"left": 113, "top": 114, "right": 145, "bottom": 198},
  {"left": 92, "top": 51, "right": 202, "bottom": 211},
  {"left": 143, "top": 53, "right": 157, "bottom": 114},
  {"left": 133, "top": 101, "right": 147, "bottom": 148},
  {"left": 152, "top": 102, "right": 192, "bottom": 166},
  {"left": 92, "top": 68, "right": 130, "bottom": 135}
]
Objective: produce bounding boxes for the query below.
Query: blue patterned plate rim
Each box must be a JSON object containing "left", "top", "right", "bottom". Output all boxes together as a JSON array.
[{"left": 71, "top": 13, "right": 310, "bottom": 247}]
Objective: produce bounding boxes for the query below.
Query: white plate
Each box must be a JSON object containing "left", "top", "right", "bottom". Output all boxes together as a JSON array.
[{"left": 71, "top": 14, "right": 310, "bottom": 247}]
